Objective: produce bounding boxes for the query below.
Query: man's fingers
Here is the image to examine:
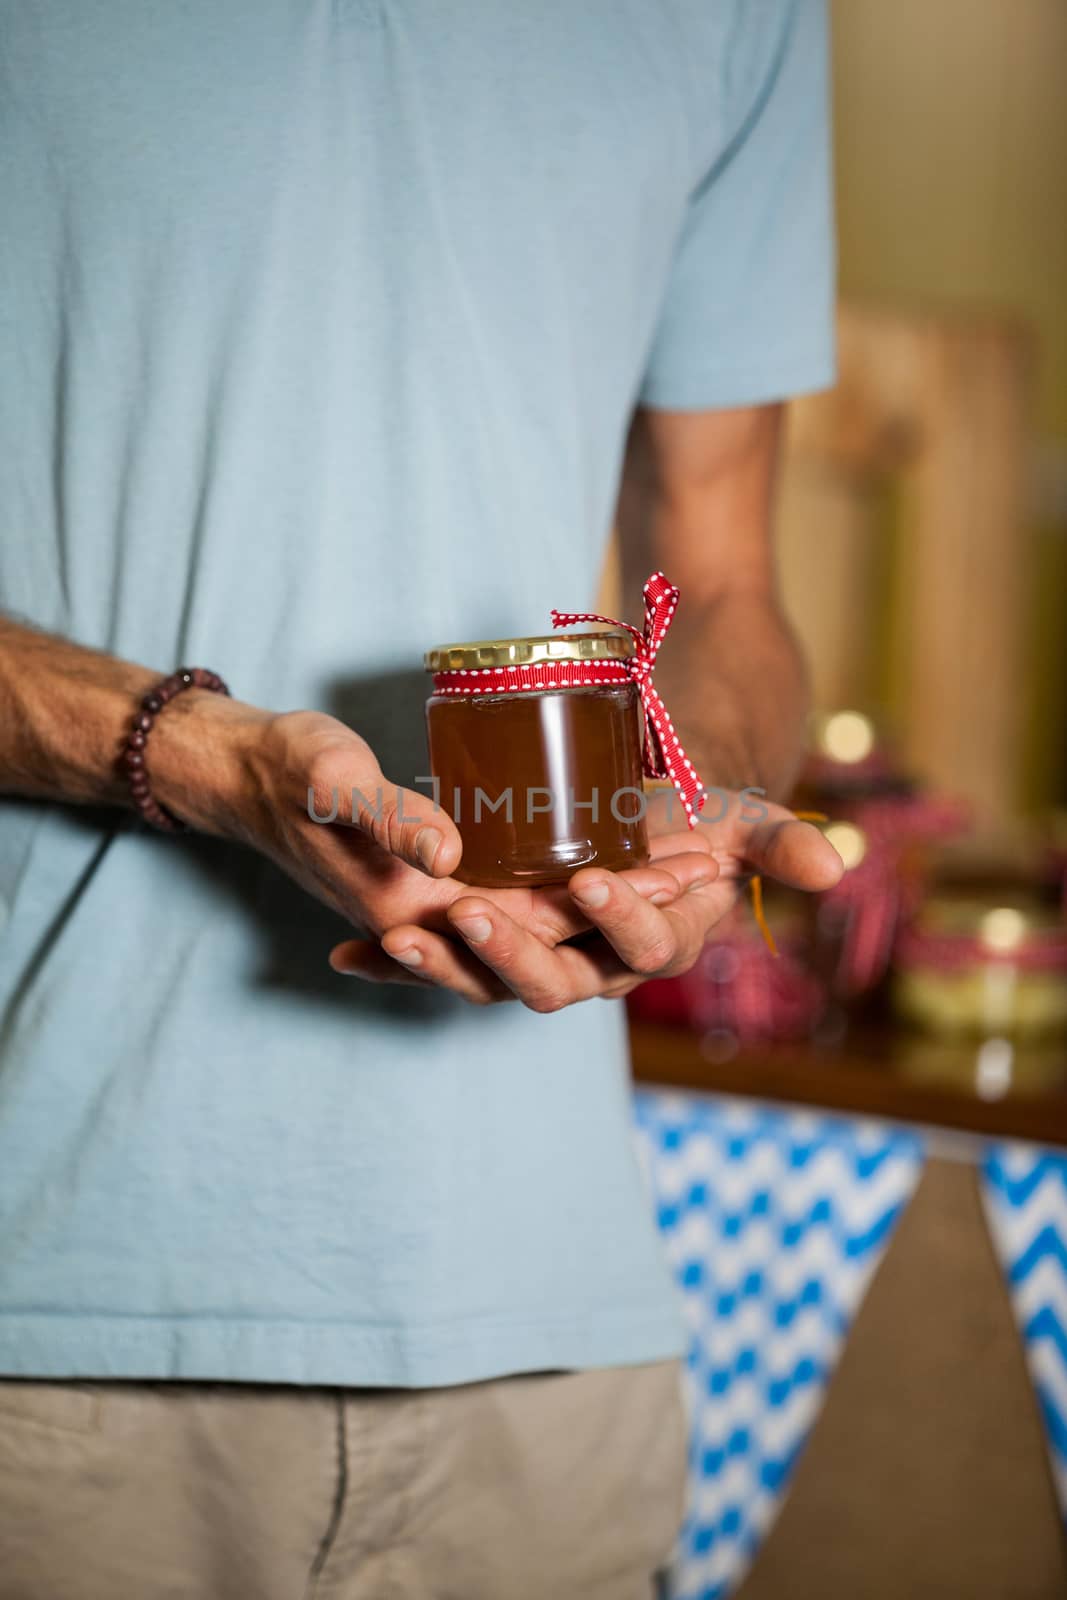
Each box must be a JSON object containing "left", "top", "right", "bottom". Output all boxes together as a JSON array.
[
  {"left": 501, "top": 858, "right": 714, "bottom": 950},
  {"left": 443, "top": 898, "right": 633, "bottom": 1012},
  {"left": 334, "top": 774, "right": 463, "bottom": 876},
  {"left": 648, "top": 825, "right": 715, "bottom": 862},
  {"left": 331, "top": 932, "right": 514, "bottom": 1004},
  {"left": 567, "top": 867, "right": 726, "bottom": 978},
  {"left": 741, "top": 817, "right": 844, "bottom": 892},
  {"left": 381, "top": 926, "right": 517, "bottom": 1004},
  {"left": 587, "top": 857, "right": 710, "bottom": 907},
  {"left": 436, "top": 859, "right": 724, "bottom": 1008},
  {"left": 334, "top": 920, "right": 657, "bottom": 1012},
  {"left": 327, "top": 803, "right": 841, "bottom": 1005},
  {"left": 643, "top": 850, "right": 721, "bottom": 894},
  {"left": 329, "top": 938, "right": 433, "bottom": 986},
  {"left": 534, "top": 853, "right": 717, "bottom": 942},
  {"left": 333, "top": 865, "right": 727, "bottom": 1010}
]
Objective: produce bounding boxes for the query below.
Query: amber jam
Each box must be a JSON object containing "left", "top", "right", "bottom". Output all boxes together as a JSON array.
[{"left": 424, "top": 632, "right": 650, "bottom": 888}]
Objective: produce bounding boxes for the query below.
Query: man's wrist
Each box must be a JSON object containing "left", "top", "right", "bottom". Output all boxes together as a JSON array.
[{"left": 148, "top": 691, "right": 273, "bottom": 842}]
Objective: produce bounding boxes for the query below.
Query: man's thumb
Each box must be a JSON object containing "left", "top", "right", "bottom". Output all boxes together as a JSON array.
[{"left": 345, "top": 773, "right": 463, "bottom": 878}]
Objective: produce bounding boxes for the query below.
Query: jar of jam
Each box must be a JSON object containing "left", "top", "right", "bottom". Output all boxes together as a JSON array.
[
  {"left": 893, "top": 892, "right": 1067, "bottom": 1039},
  {"left": 424, "top": 631, "right": 650, "bottom": 888}
]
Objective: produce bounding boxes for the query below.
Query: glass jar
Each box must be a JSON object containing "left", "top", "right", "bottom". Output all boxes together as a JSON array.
[
  {"left": 893, "top": 893, "right": 1067, "bottom": 1039},
  {"left": 890, "top": 888, "right": 1067, "bottom": 1101},
  {"left": 424, "top": 631, "right": 650, "bottom": 888}
]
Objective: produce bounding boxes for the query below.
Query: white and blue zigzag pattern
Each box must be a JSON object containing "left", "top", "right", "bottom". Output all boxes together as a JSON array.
[
  {"left": 982, "top": 1145, "right": 1067, "bottom": 1517},
  {"left": 635, "top": 1090, "right": 923, "bottom": 1600}
]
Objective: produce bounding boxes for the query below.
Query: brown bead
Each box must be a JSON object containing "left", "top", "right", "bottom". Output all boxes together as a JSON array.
[
  {"left": 135, "top": 712, "right": 153, "bottom": 732},
  {"left": 124, "top": 749, "right": 144, "bottom": 769},
  {"left": 129, "top": 730, "right": 146, "bottom": 750}
]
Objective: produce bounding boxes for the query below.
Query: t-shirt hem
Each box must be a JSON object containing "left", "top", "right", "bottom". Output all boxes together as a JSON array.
[
  {"left": 638, "top": 348, "right": 837, "bottom": 411},
  {"left": 0, "top": 1307, "right": 687, "bottom": 1388}
]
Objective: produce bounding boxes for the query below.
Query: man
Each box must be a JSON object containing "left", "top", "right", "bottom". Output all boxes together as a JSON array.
[{"left": 0, "top": 3, "right": 841, "bottom": 1596}]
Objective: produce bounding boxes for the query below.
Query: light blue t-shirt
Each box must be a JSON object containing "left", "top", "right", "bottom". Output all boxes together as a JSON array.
[{"left": 0, "top": 1, "right": 834, "bottom": 1386}]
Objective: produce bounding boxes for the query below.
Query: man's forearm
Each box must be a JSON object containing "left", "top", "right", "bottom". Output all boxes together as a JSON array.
[
  {"left": 656, "top": 591, "right": 809, "bottom": 803},
  {"left": 0, "top": 616, "right": 262, "bottom": 832},
  {"left": 616, "top": 403, "right": 808, "bottom": 806}
]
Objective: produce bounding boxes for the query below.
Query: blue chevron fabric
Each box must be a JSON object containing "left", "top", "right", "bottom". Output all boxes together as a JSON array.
[
  {"left": 634, "top": 1089, "right": 924, "bottom": 1600},
  {"left": 982, "top": 1145, "right": 1067, "bottom": 1517}
]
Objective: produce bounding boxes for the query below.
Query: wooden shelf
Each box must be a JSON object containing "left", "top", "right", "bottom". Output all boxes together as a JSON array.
[{"left": 629, "top": 1020, "right": 1067, "bottom": 1147}]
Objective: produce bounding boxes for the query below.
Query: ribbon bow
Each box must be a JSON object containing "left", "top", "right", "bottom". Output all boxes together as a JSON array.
[{"left": 552, "top": 571, "right": 705, "bottom": 827}]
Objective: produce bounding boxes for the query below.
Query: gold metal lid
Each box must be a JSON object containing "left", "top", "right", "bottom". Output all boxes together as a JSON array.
[{"left": 424, "top": 631, "right": 635, "bottom": 672}]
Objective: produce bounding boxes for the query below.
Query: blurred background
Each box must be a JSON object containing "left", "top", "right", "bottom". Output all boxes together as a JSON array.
[
  {"left": 633, "top": 5, "right": 1067, "bottom": 1597},
  {"left": 631, "top": 0, "right": 1067, "bottom": 1105},
  {"left": 786, "top": 0, "right": 1067, "bottom": 817}
]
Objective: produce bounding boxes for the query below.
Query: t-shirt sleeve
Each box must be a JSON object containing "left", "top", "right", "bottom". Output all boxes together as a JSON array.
[{"left": 638, "top": 0, "right": 836, "bottom": 411}]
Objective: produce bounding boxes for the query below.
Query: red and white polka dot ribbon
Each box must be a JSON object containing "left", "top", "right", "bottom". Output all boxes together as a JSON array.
[{"left": 551, "top": 571, "right": 706, "bottom": 827}]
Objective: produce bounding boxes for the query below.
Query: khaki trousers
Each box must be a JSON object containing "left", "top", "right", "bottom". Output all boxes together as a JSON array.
[{"left": 0, "top": 1360, "right": 687, "bottom": 1600}]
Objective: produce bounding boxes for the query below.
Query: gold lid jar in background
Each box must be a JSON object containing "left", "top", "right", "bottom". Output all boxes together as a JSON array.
[{"left": 893, "top": 890, "right": 1067, "bottom": 1040}]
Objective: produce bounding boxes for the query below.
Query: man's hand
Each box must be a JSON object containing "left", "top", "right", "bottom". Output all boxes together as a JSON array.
[
  {"left": 0, "top": 604, "right": 842, "bottom": 1017},
  {"left": 329, "top": 789, "right": 843, "bottom": 1009},
  {"left": 0, "top": 619, "right": 713, "bottom": 993},
  {"left": 224, "top": 708, "right": 710, "bottom": 951}
]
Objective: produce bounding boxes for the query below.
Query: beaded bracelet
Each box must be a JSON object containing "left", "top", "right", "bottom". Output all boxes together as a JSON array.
[{"left": 121, "top": 666, "right": 230, "bottom": 832}]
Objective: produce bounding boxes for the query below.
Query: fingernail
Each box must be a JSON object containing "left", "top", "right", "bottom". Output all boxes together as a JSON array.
[
  {"left": 392, "top": 945, "right": 423, "bottom": 968},
  {"left": 415, "top": 828, "right": 441, "bottom": 872},
  {"left": 573, "top": 880, "right": 611, "bottom": 910},
  {"left": 649, "top": 889, "right": 675, "bottom": 906},
  {"left": 686, "top": 875, "right": 716, "bottom": 894},
  {"left": 452, "top": 915, "right": 493, "bottom": 945}
]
